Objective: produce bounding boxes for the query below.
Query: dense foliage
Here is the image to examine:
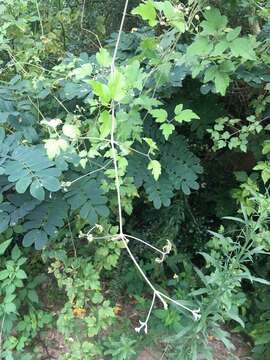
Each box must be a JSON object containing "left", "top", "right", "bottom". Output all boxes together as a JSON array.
[{"left": 0, "top": 0, "right": 270, "bottom": 359}]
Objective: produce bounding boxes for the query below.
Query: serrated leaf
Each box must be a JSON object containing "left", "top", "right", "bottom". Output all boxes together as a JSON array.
[
  {"left": 187, "top": 36, "right": 213, "bottom": 57},
  {"left": 11, "top": 245, "right": 21, "bottom": 261},
  {"left": 262, "top": 140, "right": 270, "bottom": 155},
  {"left": 160, "top": 123, "right": 175, "bottom": 140},
  {"left": 96, "top": 48, "right": 112, "bottom": 67},
  {"left": 202, "top": 8, "right": 228, "bottom": 35},
  {"left": 108, "top": 71, "right": 126, "bottom": 101},
  {"left": 0, "top": 238, "right": 12, "bottom": 255},
  {"left": 132, "top": 0, "right": 157, "bottom": 27},
  {"left": 214, "top": 71, "right": 230, "bottom": 96},
  {"left": 226, "top": 26, "right": 241, "bottom": 42},
  {"left": 148, "top": 160, "right": 161, "bottom": 180},
  {"left": 70, "top": 63, "right": 92, "bottom": 80},
  {"left": 44, "top": 139, "right": 68, "bottom": 160},
  {"left": 0, "top": 270, "right": 10, "bottom": 281},
  {"left": 211, "top": 41, "right": 229, "bottom": 56},
  {"left": 151, "top": 109, "right": 168, "bottom": 123},
  {"left": 89, "top": 80, "right": 111, "bottom": 104},
  {"left": 230, "top": 37, "right": 256, "bottom": 60},
  {"left": 63, "top": 124, "right": 81, "bottom": 139},
  {"left": 16, "top": 269, "right": 27, "bottom": 279},
  {"left": 262, "top": 169, "right": 270, "bottom": 184},
  {"left": 175, "top": 109, "right": 200, "bottom": 123},
  {"left": 155, "top": 0, "right": 185, "bottom": 32},
  {"left": 128, "top": 134, "right": 202, "bottom": 208},
  {"left": 99, "top": 111, "right": 111, "bottom": 138}
]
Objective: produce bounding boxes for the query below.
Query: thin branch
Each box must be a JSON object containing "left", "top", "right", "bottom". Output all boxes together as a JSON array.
[
  {"left": 67, "top": 160, "right": 113, "bottom": 185},
  {"left": 124, "top": 234, "right": 166, "bottom": 257},
  {"left": 135, "top": 293, "right": 156, "bottom": 334},
  {"left": 81, "top": 0, "right": 102, "bottom": 49},
  {"left": 67, "top": 216, "right": 77, "bottom": 257}
]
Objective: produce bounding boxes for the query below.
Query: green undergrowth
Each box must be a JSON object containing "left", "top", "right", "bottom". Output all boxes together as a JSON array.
[{"left": 0, "top": 0, "right": 270, "bottom": 359}]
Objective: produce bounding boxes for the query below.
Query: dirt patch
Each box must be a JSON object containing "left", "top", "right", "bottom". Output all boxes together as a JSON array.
[
  {"left": 209, "top": 332, "right": 251, "bottom": 360},
  {"left": 137, "top": 349, "right": 163, "bottom": 360}
]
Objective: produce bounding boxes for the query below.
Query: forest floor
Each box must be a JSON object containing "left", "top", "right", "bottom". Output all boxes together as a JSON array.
[
  {"left": 36, "top": 327, "right": 251, "bottom": 360},
  {"left": 35, "top": 287, "right": 251, "bottom": 359}
]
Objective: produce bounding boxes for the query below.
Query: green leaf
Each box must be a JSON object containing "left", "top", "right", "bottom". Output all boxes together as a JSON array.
[
  {"left": 0, "top": 238, "right": 12, "bottom": 255},
  {"left": 16, "top": 269, "right": 27, "bottom": 280},
  {"left": 4, "top": 302, "right": 16, "bottom": 314},
  {"left": 0, "top": 213, "right": 10, "bottom": 233},
  {"left": 262, "top": 140, "right": 270, "bottom": 154},
  {"left": 211, "top": 41, "right": 229, "bottom": 56},
  {"left": 44, "top": 139, "right": 68, "bottom": 160},
  {"left": 124, "top": 60, "right": 145, "bottom": 91},
  {"left": 89, "top": 80, "right": 111, "bottom": 104},
  {"left": 128, "top": 134, "right": 202, "bottom": 208},
  {"left": 187, "top": 36, "right": 213, "bottom": 57},
  {"left": 160, "top": 123, "right": 175, "bottom": 140},
  {"left": 63, "top": 124, "right": 81, "bottom": 139},
  {"left": 214, "top": 71, "right": 230, "bottom": 96},
  {"left": 92, "top": 292, "right": 103, "bottom": 304},
  {"left": 30, "top": 180, "right": 45, "bottom": 201},
  {"left": 22, "top": 196, "right": 68, "bottom": 249},
  {"left": 65, "top": 178, "right": 109, "bottom": 225},
  {"left": 4, "top": 146, "right": 61, "bottom": 199},
  {"left": 99, "top": 111, "right": 111, "bottom": 138},
  {"left": 0, "top": 269, "right": 10, "bottom": 281},
  {"left": 151, "top": 109, "right": 168, "bottom": 123},
  {"left": 230, "top": 37, "right": 256, "bottom": 60},
  {"left": 174, "top": 104, "right": 183, "bottom": 114},
  {"left": 11, "top": 245, "right": 21, "bottom": 261},
  {"left": 201, "top": 8, "right": 228, "bottom": 35},
  {"left": 226, "top": 26, "right": 241, "bottom": 42},
  {"left": 27, "top": 289, "right": 39, "bottom": 303},
  {"left": 70, "top": 63, "right": 92, "bottom": 80},
  {"left": 42, "top": 176, "right": 61, "bottom": 192},
  {"left": 132, "top": 0, "right": 157, "bottom": 27},
  {"left": 108, "top": 71, "right": 126, "bottom": 101},
  {"left": 96, "top": 48, "right": 112, "bottom": 67},
  {"left": 23, "top": 229, "right": 48, "bottom": 250},
  {"left": 175, "top": 109, "right": 200, "bottom": 123},
  {"left": 148, "top": 160, "right": 161, "bottom": 180},
  {"left": 15, "top": 177, "right": 32, "bottom": 194},
  {"left": 262, "top": 169, "right": 270, "bottom": 184},
  {"left": 250, "top": 276, "right": 270, "bottom": 285},
  {"left": 143, "top": 137, "right": 158, "bottom": 154},
  {"left": 154, "top": 1, "right": 185, "bottom": 32},
  {"left": 204, "top": 66, "right": 217, "bottom": 83}
]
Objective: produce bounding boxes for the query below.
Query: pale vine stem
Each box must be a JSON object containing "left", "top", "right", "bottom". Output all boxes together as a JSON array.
[{"left": 108, "top": 0, "right": 201, "bottom": 332}]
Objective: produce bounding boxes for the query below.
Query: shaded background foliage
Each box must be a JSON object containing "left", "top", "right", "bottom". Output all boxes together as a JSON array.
[{"left": 0, "top": 0, "right": 270, "bottom": 359}]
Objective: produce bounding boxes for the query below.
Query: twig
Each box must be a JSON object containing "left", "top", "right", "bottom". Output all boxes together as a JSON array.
[{"left": 81, "top": 0, "right": 102, "bottom": 49}]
